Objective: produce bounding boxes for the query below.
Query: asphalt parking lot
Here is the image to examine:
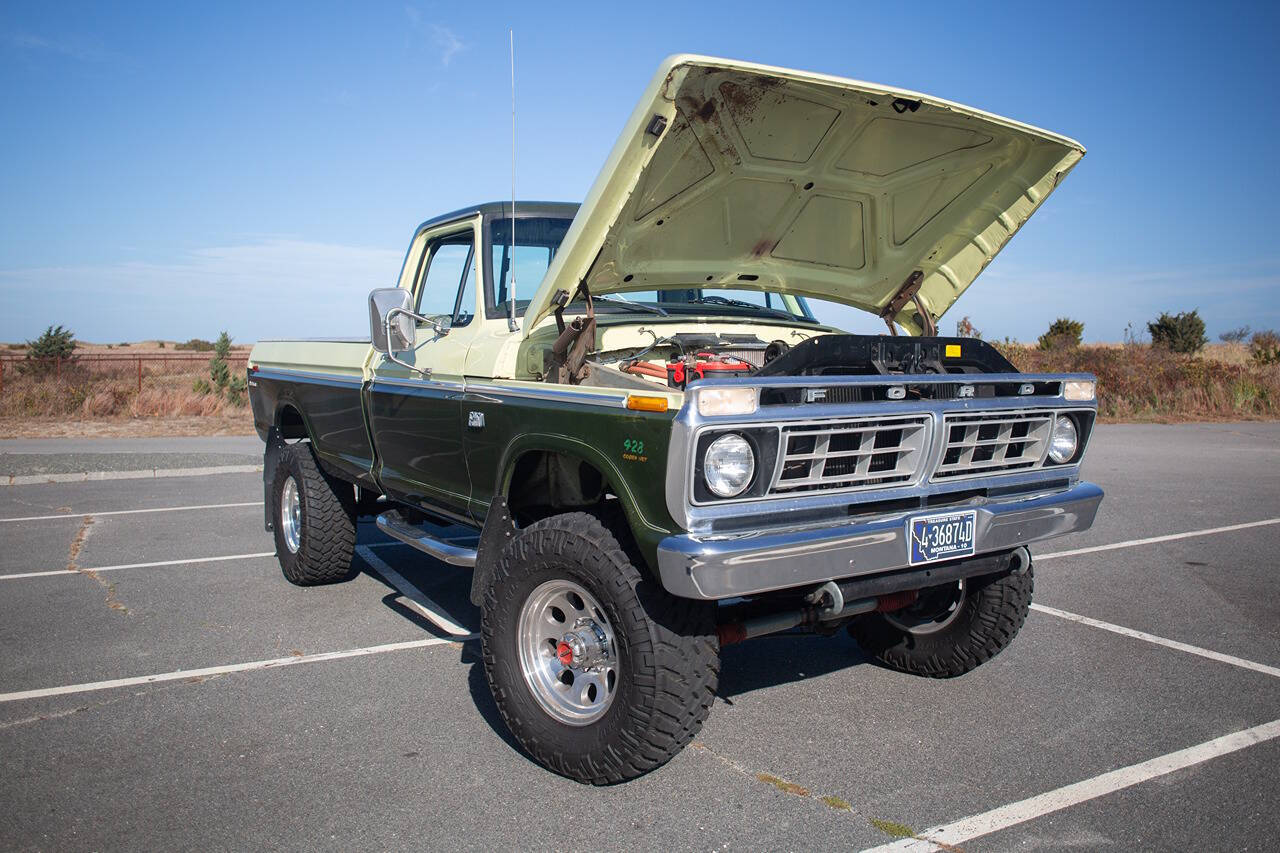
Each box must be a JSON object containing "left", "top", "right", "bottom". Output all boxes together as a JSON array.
[{"left": 1, "top": 423, "right": 1277, "bottom": 851}]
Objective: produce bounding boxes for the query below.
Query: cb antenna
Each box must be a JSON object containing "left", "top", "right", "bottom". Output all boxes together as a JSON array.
[{"left": 506, "top": 28, "right": 519, "bottom": 332}]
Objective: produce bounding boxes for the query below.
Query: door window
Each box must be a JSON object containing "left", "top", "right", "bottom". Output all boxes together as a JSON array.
[{"left": 416, "top": 231, "right": 476, "bottom": 325}]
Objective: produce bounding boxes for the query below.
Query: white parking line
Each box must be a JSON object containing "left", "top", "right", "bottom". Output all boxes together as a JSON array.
[
  {"left": 4, "top": 464, "right": 262, "bottom": 486},
  {"left": 0, "top": 501, "right": 263, "bottom": 523},
  {"left": 860, "top": 718, "right": 1280, "bottom": 852},
  {"left": 1036, "top": 517, "right": 1280, "bottom": 561},
  {"left": 1031, "top": 603, "right": 1280, "bottom": 678},
  {"left": 0, "top": 635, "right": 471, "bottom": 704},
  {"left": 0, "top": 552, "right": 277, "bottom": 581}
]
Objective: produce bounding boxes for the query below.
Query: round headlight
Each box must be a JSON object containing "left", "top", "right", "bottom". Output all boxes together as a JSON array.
[
  {"left": 1047, "top": 416, "right": 1078, "bottom": 464},
  {"left": 703, "top": 433, "right": 755, "bottom": 498}
]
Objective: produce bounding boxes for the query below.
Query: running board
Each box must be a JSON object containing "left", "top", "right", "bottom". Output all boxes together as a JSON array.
[{"left": 375, "top": 511, "right": 478, "bottom": 567}]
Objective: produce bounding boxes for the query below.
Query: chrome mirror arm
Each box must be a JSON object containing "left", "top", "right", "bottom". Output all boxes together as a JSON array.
[{"left": 383, "top": 307, "right": 442, "bottom": 377}]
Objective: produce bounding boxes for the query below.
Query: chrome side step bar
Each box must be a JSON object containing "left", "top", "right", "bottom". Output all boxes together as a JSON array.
[{"left": 375, "top": 511, "right": 478, "bottom": 567}]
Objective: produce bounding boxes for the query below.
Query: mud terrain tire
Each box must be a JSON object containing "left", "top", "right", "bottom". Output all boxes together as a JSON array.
[
  {"left": 849, "top": 567, "right": 1033, "bottom": 678},
  {"left": 271, "top": 442, "right": 356, "bottom": 586},
  {"left": 481, "top": 512, "right": 719, "bottom": 784}
]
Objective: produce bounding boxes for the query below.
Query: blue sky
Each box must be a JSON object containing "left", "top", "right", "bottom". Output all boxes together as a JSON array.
[{"left": 1, "top": 0, "right": 1277, "bottom": 344}]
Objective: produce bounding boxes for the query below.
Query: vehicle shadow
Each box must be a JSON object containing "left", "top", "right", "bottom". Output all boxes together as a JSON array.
[{"left": 353, "top": 528, "right": 878, "bottom": 757}]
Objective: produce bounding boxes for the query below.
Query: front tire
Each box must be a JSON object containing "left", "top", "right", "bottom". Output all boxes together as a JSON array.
[
  {"left": 271, "top": 442, "right": 356, "bottom": 586},
  {"left": 481, "top": 512, "right": 719, "bottom": 784},
  {"left": 849, "top": 566, "right": 1033, "bottom": 678}
]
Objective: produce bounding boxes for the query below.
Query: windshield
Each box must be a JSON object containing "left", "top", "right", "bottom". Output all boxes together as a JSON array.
[{"left": 485, "top": 215, "right": 818, "bottom": 323}]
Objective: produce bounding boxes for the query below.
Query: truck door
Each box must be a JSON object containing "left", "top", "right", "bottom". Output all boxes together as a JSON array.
[{"left": 367, "top": 217, "right": 481, "bottom": 516}]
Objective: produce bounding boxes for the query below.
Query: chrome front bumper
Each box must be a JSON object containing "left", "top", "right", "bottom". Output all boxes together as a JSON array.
[{"left": 656, "top": 482, "right": 1104, "bottom": 600}]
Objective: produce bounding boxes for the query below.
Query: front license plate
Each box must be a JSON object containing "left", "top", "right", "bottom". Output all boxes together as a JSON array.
[{"left": 907, "top": 510, "right": 977, "bottom": 566}]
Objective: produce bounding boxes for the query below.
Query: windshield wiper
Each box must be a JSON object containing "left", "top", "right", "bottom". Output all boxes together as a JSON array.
[
  {"left": 687, "top": 295, "right": 800, "bottom": 321},
  {"left": 594, "top": 295, "right": 669, "bottom": 317}
]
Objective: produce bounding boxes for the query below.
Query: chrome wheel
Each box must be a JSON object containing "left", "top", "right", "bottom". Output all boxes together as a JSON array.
[
  {"left": 885, "top": 579, "right": 967, "bottom": 635},
  {"left": 280, "top": 476, "right": 302, "bottom": 554},
  {"left": 517, "top": 579, "right": 618, "bottom": 726}
]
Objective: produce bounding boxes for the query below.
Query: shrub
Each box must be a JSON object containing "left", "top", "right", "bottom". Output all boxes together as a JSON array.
[
  {"left": 176, "top": 338, "right": 215, "bottom": 351},
  {"left": 955, "top": 316, "right": 982, "bottom": 339},
  {"left": 1220, "top": 325, "right": 1252, "bottom": 343},
  {"left": 1252, "top": 330, "right": 1280, "bottom": 365},
  {"left": 1037, "top": 317, "right": 1083, "bottom": 350},
  {"left": 207, "top": 331, "right": 247, "bottom": 405},
  {"left": 26, "top": 325, "right": 77, "bottom": 360},
  {"left": 158, "top": 341, "right": 166, "bottom": 349},
  {"left": 20, "top": 325, "right": 77, "bottom": 376},
  {"left": 1148, "top": 310, "right": 1207, "bottom": 353}
]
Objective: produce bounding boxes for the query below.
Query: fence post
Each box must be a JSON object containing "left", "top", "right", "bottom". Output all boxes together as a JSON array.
[
  {"left": 137, "top": 356, "right": 143, "bottom": 394},
  {"left": 0, "top": 359, "right": 4, "bottom": 395}
]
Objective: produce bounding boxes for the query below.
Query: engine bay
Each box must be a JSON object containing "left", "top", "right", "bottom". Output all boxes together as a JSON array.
[{"left": 582, "top": 332, "right": 1018, "bottom": 392}]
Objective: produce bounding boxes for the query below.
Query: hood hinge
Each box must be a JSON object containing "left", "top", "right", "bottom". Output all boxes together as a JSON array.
[
  {"left": 546, "top": 281, "right": 596, "bottom": 384},
  {"left": 880, "top": 270, "right": 936, "bottom": 337}
]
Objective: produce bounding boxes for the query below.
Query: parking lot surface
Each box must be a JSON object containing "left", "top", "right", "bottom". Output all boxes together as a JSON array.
[{"left": 1, "top": 423, "right": 1277, "bottom": 850}]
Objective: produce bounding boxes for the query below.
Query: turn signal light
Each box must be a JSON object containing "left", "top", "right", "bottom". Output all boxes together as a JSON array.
[{"left": 626, "top": 395, "right": 670, "bottom": 412}]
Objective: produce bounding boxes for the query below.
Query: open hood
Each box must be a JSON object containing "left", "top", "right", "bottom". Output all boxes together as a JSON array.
[{"left": 523, "top": 55, "right": 1084, "bottom": 337}]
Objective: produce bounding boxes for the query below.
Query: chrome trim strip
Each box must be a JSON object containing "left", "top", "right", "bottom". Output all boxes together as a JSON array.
[
  {"left": 464, "top": 382, "right": 631, "bottom": 409},
  {"left": 371, "top": 375, "right": 467, "bottom": 394}
]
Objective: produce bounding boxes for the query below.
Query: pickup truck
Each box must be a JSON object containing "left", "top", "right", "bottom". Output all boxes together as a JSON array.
[{"left": 248, "top": 55, "right": 1103, "bottom": 784}]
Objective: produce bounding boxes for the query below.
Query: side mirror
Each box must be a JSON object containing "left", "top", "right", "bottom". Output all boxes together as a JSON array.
[{"left": 369, "top": 288, "right": 415, "bottom": 354}]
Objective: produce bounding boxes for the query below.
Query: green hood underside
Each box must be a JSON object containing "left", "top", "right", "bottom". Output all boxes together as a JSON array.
[{"left": 524, "top": 55, "right": 1084, "bottom": 337}]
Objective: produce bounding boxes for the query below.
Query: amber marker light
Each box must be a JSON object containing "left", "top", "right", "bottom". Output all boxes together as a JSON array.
[{"left": 626, "top": 395, "right": 670, "bottom": 412}]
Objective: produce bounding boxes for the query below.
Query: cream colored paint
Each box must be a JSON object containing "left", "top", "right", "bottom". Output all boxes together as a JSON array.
[
  {"left": 522, "top": 55, "right": 1085, "bottom": 337},
  {"left": 371, "top": 216, "right": 485, "bottom": 383},
  {"left": 250, "top": 339, "right": 371, "bottom": 378}
]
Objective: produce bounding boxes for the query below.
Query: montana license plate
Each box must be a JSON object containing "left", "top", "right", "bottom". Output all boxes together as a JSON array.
[{"left": 907, "top": 510, "right": 977, "bottom": 565}]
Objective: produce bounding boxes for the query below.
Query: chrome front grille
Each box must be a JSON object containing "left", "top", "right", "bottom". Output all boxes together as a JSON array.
[
  {"left": 770, "top": 415, "right": 930, "bottom": 495},
  {"left": 932, "top": 411, "right": 1054, "bottom": 480}
]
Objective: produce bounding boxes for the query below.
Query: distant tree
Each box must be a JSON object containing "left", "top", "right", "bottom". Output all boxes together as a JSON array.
[
  {"left": 1219, "top": 325, "right": 1251, "bottom": 343},
  {"left": 26, "top": 325, "right": 77, "bottom": 361},
  {"left": 21, "top": 325, "right": 78, "bottom": 375},
  {"left": 1148, "top": 310, "right": 1207, "bottom": 354},
  {"left": 207, "top": 331, "right": 247, "bottom": 404},
  {"left": 955, "top": 316, "right": 982, "bottom": 339},
  {"left": 177, "top": 338, "right": 216, "bottom": 351},
  {"left": 1037, "top": 317, "right": 1083, "bottom": 350}
]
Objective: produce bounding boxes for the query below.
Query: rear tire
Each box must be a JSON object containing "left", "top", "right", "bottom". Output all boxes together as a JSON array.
[
  {"left": 481, "top": 512, "right": 719, "bottom": 784},
  {"left": 849, "top": 567, "right": 1033, "bottom": 678},
  {"left": 271, "top": 442, "right": 356, "bottom": 586}
]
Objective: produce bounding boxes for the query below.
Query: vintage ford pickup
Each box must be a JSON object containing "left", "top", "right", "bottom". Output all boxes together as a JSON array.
[{"left": 248, "top": 55, "right": 1102, "bottom": 784}]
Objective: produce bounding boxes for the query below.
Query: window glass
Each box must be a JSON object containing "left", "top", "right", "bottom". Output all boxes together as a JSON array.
[
  {"left": 417, "top": 234, "right": 473, "bottom": 319},
  {"left": 490, "top": 217, "right": 572, "bottom": 311}
]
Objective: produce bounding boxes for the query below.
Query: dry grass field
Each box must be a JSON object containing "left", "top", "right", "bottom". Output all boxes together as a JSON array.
[{"left": 1, "top": 339, "right": 1276, "bottom": 439}]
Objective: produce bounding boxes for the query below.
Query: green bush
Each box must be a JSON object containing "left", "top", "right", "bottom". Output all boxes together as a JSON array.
[
  {"left": 20, "top": 325, "right": 77, "bottom": 375},
  {"left": 1252, "top": 330, "right": 1280, "bottom": 365},
  {"left": 1148, "top": 310, "right": 1207, "bottom": 353},
  {"left": 206, "top": 331, "right": 247, "bottom": 404},
  {"left": 1037, "top": 317, "right": 1083, "bottom": 350},
  {"left": 26, "top": 325, "right": 77, "bottom": 360},
  {"left": 176, "top": 338, "right": 215, "bottom": 351}
]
